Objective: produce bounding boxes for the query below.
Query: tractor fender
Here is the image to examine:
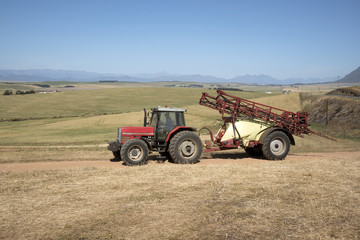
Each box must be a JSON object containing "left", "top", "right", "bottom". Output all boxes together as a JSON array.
[
  {"left": 258, "top": 127, "right": 295, "bottom": 146},
  {"left": 165, "top": 126, "right": 197, "bottom": 143}
]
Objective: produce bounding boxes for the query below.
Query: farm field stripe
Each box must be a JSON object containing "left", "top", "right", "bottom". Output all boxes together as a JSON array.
[
  {"left": 0, "top": 151, "right": 359, "bottom": 172},
  {"left": 0, "top": 144, "right": 108, "bottom": 149}
]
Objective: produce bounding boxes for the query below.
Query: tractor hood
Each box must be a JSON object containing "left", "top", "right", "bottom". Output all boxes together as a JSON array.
[
  {"left": 118, "top": 126, "right": 154, "bottom": 143},
  {"left": 120, "top": 126, "right": 154, "bottom": 135}
]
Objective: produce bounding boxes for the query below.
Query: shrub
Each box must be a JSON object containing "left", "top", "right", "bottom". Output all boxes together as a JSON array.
[
  {"left": 3, "top": 90, "right": 13, "bottom": 95},
  {"left": 15, "top": 90, "right": 36, "bottom": 95}
]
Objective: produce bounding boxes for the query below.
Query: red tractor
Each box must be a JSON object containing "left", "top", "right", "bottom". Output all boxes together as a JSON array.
[{"left": 108, "top": 107, "right": 202, "bottom": 165}]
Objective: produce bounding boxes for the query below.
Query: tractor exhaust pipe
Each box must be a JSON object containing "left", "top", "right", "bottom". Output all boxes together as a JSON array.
[{"left": 143, "top": 108, "right": 147, "bottom": 127}]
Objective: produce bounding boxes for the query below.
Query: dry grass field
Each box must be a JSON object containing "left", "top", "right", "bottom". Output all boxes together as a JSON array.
[
  {"left": 1, "top": 151, "right": 359, "bottom": 239},
  {"left": 1, "top": 85, "right": 359, "bottom": 239}
]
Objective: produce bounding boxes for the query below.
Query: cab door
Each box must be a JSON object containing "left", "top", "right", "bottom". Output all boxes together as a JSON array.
[{"left": 156, "top": 111, "right": 177, "bottom": 142}]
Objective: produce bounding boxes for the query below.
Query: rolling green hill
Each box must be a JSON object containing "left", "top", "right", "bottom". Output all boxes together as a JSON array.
[
  {"left": 0, "top": 87, "right": 269, "bottom": 121},
  {"left": 0, "top": 87, "right": 271, "bottom": 145}
]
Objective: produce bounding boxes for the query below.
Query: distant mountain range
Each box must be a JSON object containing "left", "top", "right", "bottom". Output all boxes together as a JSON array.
[{"left": 0, "top": 68, "right": 357, "bottom": 85}]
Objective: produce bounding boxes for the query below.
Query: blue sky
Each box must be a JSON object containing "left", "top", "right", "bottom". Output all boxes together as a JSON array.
[{"left": 0, "top": 0, "right": 359, "bottom": 79}]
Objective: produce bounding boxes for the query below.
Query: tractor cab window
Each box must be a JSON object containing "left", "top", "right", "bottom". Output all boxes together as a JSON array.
[
  {"left": 159, "top": 112, "right": 177, "bottom": 129},
  {"left": 149, "top": 112, "right": 158, "bottom": 128},
  {"left": 176, "top": 112, "right": 185, "bottom": 126}
]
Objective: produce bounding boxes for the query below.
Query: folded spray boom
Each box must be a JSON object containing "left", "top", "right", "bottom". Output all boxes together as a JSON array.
[{"left": 199, "top": 90, "right": 336, "bottom": 141}]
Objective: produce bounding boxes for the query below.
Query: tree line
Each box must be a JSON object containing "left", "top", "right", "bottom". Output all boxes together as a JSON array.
[{"left": 3, "top": 90, "right": 36, "bottom": 95}]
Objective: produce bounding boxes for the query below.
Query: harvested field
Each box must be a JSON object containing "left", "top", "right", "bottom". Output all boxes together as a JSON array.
[{"left": 1, "top": 150, "right": 359, "bottom": 239}]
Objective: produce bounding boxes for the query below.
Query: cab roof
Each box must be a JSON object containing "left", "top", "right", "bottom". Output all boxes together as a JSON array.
[{"left": 152, "top": 106, "right": 186, "bottom": 112}]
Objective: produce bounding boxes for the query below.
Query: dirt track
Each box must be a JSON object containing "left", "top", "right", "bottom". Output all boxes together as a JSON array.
[{"left": 1, "top": 151, "right": 358, "bottom": 172}]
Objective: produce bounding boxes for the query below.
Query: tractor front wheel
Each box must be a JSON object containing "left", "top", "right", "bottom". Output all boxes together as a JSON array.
[
  {"left": 262, "top": 131, "right": 290, "bottom": 160},
  {"left": 169, "top": 131, "right": 202, "bottom": 164},
  {"left": 121, "top": 139, "right": 149, "bottom": 166}
]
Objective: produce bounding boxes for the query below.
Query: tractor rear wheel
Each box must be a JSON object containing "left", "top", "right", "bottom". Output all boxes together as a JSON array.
[
  {"left": 169, "top": 131, "right": 202, "bottom": 164},
  {"left": 262, "top": 131, "right": 290, "bottom": 160},
  {"left": 121, "top": 139, "right": 149, "bottom": 166}
]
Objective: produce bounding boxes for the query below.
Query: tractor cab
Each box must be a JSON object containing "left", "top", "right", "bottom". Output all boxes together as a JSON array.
[{"left": 145, "top": 107, "right": 186, "bottom": 143}]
